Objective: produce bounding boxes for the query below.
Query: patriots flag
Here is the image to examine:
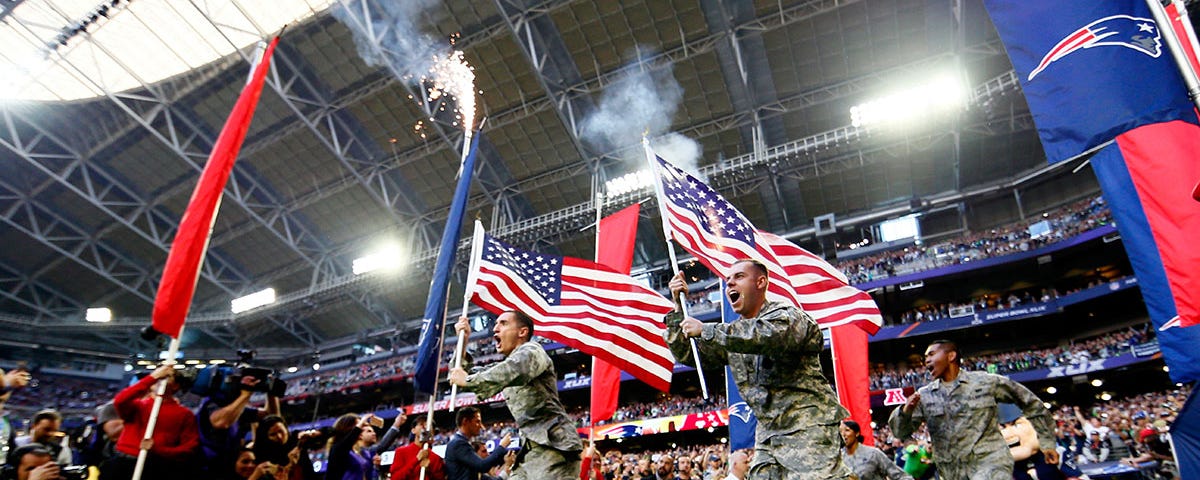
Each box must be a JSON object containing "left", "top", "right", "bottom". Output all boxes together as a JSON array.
[
  {"left": 468, "top": 228, "right": 677, "bottom": 391},
  {"left": 984, "top": 0, "right": 1200, "bottom": 384},
  {"left": 985, "top": 0, "right": 1197, "bottom": 164},
  {"left": 651, "top": 153, "right": 882, "bottom": 333}
]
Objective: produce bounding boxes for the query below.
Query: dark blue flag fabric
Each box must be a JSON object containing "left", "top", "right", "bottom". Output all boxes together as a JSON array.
[
  {"left": 1173, "top": 388, "right": 1200, "bottom": 480},
  {"left": 984, "top": 0, "right": 1198, "bottom": 163},
  {"left": 413, "top": 133, "right": 481, "bottom": 395},
  {"left": 721, "top": 284, "right": 757, "bottom": 451}
]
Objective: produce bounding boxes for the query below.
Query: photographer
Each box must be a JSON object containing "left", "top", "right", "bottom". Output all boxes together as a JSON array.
[
  {"left": 11, "top": 411, "right": 70, "bottom": 468},
  {"left": 250, "top": 416, "right": 318, "bottom": 480},
  {"left": 197, "top": 351, "right": 283, "bottom": 476},
  {"left": 5, "top": 445, "right": 79, "bottom": 480},
  {"left": 0, "top": 368, "right": 33, "bottom": 467}
]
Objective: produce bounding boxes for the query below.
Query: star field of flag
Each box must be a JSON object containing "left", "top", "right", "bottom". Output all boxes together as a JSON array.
[
  {"left": 482, "top": 234, "right": 563, "bottom": 305},
  {"left": 658, "top": 157, "right": 755, "bottom": 246}
]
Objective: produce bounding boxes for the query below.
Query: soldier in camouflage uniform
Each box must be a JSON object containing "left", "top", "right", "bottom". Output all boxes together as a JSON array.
[
  {"left": 839, "top": 420, "right": 912, "bottom": 480},
  {"left": 888, "top": 340, "right": 1058, "bottom": 480},
  {"left": 450, "top": 311, "right": 583, "bottom": 480},
  {"left": 665, "top": 259, "right": 853, "bottom": 480}
]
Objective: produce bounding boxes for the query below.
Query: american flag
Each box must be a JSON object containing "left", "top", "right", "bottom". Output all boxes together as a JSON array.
[
  {"left": 469, "top": 230, "right": 677, "bottom": 391},
  {"left": 650, "top": 151, "right": 883, "bottom": 333}
]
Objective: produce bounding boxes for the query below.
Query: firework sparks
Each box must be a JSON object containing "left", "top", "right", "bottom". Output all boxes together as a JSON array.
[{"left": 422, "top": 48, "right": 476, "bottom": 169}]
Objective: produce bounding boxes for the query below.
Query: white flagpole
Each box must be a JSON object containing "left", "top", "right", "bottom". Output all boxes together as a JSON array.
[
  {"left": 130, "top": 328, "right": 182, "bottom": 480},
  {"left": 421, "top": 221, "right": 484, "bottom": 480},
  {"left": 449, "top": 220, "right": 486, "bottom": 410},
  {"left": 642, "top": 137, "right": 709, "bottom": 399}
]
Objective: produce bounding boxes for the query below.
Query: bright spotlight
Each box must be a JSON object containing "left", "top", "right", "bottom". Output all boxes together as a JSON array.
[
  {"left": 231, "top": 288, "right": 275, "bottom": 314},
  {"left": 1046, "top": 387, "right": 1057, "bottom": 394},
  {"left": 287, "top": 366, "right": 298, "bottom": 373},
  {"left": 604, "top": 170, "right": 654, "bottom": 197},
  {"left": 353, "top": 244, "right": 405, "bottom": 275},
  {"left": 1090, "top": 379, "right": 1103, "bottom": 387},
  {"left": 86, "top": 307, "right": 112, "bottom": 323},
  {"left": 1100, "top": 393, "right": 1112, "bottom": 401},
  {"left": 850, "top": 74, "right": 966, "bottom": 128}
]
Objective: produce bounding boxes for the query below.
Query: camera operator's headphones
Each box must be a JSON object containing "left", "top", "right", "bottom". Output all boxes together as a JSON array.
[{"left": 1, "top": 445, "right": 53, "bottom": 480}]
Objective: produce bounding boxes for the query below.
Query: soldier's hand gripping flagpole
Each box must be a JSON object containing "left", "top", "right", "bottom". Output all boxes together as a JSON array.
[
  {"left": 642, "top": 137, "right": 708, "bottom": 399},
  {"left": 449, "top": 220, "right": 486, "bottom": 410}
]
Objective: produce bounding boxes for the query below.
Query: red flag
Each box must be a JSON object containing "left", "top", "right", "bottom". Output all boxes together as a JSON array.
[
  {"left": 591, "top": 204, "right": 640, "bottom": 424},
  {"left": 470, "top": 229, "right": 675, "bottom": 391},
  {"left": 151, "top": 38, "right": 279, "bottom": 338},
  {"left": 831, "top": 324, "right": 873, "bottom": 446}
]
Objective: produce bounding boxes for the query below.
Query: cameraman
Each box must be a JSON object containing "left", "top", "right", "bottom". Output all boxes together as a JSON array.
[{"left": 197, "top": 372, "right": 282, "bottom": 476}]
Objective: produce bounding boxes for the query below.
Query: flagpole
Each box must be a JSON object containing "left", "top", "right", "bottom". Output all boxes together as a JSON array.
[
  {"left": 130, "top": 329, "right": 182, "bottom": 480},
  {"left": 589, "top": 176, "right": 604, "bottom": 437},
  {"left": 720, "top": 283, "right": 733, "bottom": 455},
  {"left": 643, "top": 137, "right": 709, "bottom": 399},
  {"left": 449, "top": 220, "right": 486, "bottom": 410},
  {"left": 1146, "top": 0, "right": 1200, "bottom": 111}
]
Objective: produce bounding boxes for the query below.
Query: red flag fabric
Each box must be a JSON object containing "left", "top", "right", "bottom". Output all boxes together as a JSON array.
[
  {"left": 469, "top": 229, "right": 675, "bottom": 391},
  {"left": 1166, "top": 2, "right": 1200, "bottom": 75},
  {"left": 591, "top": 204, "right": 641, "bottom": 424},
  {"left": 831, "top": 324, "right": 874, "bottom": 446},
  {"left": 1111, "top": 121, "right": 1200, "bottom": 327},
  {"left": 151, "top": 38, "right": 279, "bottom": 338}
]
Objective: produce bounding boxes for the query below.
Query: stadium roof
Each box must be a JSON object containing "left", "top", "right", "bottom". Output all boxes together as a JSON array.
[{"left": 0, "top": 0, "right": 1083, "bottom": 362}]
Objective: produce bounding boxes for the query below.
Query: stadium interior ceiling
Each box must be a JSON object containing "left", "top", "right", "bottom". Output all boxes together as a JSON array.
[{"left": 0, "top": 0, "right": 1171, "bottom": 366}]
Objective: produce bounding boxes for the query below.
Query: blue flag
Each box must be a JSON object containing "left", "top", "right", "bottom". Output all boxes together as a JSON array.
[
  {"left": 983, "top": 0, "right": 1197, "bottom": 164},
  {"left": 721, "top": 284, "right": 757, "bottom": 451},
  {"left": 1173, "top": 389, "right": 1200, "bottom": 479},
  {"left": 413, "top": 133, "right": 481, "bottom": 395}
]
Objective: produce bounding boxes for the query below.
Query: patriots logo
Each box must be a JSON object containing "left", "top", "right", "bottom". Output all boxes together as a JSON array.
[
  {"left": 1028, "top": 15, "right": 1162, "bottom": 81},
  {"left": 728, "top": 402, "right": 755, "bottom": 423},
  {"left": 1160, "top": 315, "right": 1181, "bottom": 330}
]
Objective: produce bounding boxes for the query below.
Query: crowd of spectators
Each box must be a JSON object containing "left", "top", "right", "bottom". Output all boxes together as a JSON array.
[
  {"left": 593, "top": 443, "right": 736, "bottom": 480},
  {"left": 283, "top": 335, "right": 501, "bottom": 398},
  {"left": 869, "top": 325, "right": 1153, "bottom": 391},
  {"left": 4, "top": 373, "right": 121, "bottom": 415},
  {"left": 839, "top": 196, "right": 1112, "bottom": 285},
  {"left": 569, "top": 394, "right": 728, "bottom": 428}
]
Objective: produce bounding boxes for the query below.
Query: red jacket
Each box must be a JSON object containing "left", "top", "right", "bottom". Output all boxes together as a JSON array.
[
  {"left": 390, "top": 443, "right": 446, "bottom": 480},
  {"left": 113, "top": 374, "right": 200, "bottom": 462}
]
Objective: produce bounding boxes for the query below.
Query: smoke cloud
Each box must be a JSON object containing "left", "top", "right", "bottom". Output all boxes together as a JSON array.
[
  {"left": 332, "top": 0, "right": 442, "bottom": 80},
  {"left": 581, "top": 48, "right": 703, "bottom": 177}
]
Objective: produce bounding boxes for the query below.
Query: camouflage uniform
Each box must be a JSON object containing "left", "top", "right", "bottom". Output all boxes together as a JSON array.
[
  {"left": 841, "top": 444, "right": 913, "bottom": 480},
  {"left": 887, "top": 371, "right": 1057, "bottom": 480},
  {"left": 665, "top": 301, "right": 852, "bottom": 480},
  {"left": 464, "top": 340, "right": 583, "bottom": 480}
]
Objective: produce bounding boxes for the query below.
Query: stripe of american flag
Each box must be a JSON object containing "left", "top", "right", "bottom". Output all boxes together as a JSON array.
[
  {"left": 652, "top": 153, "right": 883, "bottom": 334},
  {"left": 470, "top": 232, "right": 677, "bottom": 391}
]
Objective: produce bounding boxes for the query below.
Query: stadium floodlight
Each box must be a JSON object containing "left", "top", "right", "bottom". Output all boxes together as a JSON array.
[
  {"left": 85, "top": 307, "right": 112, "bottom": 323},
  {"left": 287, "top": 366, "right": 298, "bottom": 373},
  {"left": 850, "top": 74, "right": 966, "bottom": 128},
  {"left": 353, "top": 244, "right": 404, "bottom": 275},
  {"left": 605, "top": 170, "right": 654, "bottom": 197},
  {"left": 1090, "top": 379, "right": 1103, "bottom": 387},
  {"left": 231, "top": 288, "right": 276, "bottom": 314}
]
